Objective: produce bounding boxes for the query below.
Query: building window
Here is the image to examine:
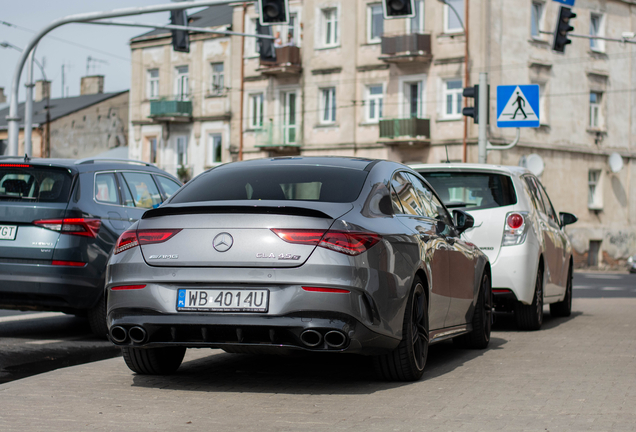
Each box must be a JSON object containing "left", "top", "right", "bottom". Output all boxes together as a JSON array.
[
  {"left": 322, "top": 8, "right": 339, "bottom": 47},
  {"left": 589, "top": 91, "right": 602, "bottom": 129},
  {"left": 531, "top": 2, "right": 544, "bottom": 39},
  {"left": 367, "top": 4, "right": 384, "bottom": 43},
  {"left": 403, "top": 81, "right": 423, "bottom": 118},
  {"left": 588, "top": 169, "right": 602, "bottom": 209},
  {"left": 444, "top": 0, "right": 464, "bottom": 33},
  {"left": 320, "top": 87, "right": 336, "bottom": 124},
  {"left": 149, "top": 137, "right": 158, "bottom": 164},
  {"left": 174, "top": 66, "right": 189, "bottom": 100},
  {"left": 367, "top": 85, "right": 384, "bottom": 122},
  {"left": 282, "top": 91, "right": 297, "bottom": 144},
  {"left": 210, "top": 63, "right": 224, "bottom": 95},
  {"left": 245, "top": 18, "right": 260, "bottom": 57},
  {"left": 442, "top": 79, "right": 463, "bottom": 119},
  {"left": 249, "top": 93, "right": 264, "bottom": 129},
  {"left": 283, "top": 13, "right": 299, "bottom": 46},
  {"left": 590, "top": 13, "right": 605, "bottom": 52},
  {"left": 408, "top": 0, "right": 425, "bottom": 34},
  {"left": 147, "top": 69, "right": 159, "bottom": 100},
  {"left": 176, "top": 136, "right": 188, "bottom": 166},
  {"left": 207, "top": 133, "right": 223, "bottom": 165}
]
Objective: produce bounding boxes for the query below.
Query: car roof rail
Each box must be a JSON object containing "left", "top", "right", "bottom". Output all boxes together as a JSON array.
[{"left": 75, "top": 158, "right": 154, "bottom": 167}]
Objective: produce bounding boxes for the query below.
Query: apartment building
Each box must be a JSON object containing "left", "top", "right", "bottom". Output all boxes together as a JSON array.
[{"left": 129, "top": 1, "right": 636, "bottom": 266}]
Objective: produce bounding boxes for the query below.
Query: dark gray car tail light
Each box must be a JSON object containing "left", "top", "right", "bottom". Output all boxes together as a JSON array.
[
  {"left": 272, "top": 229, "right": 381, "bottom": 256},
  {"left": 33, "top": 218, "right": 101, "bottom": 238},
  {"left": 114, "top": 229, "right": 182, "bottom": 255}
]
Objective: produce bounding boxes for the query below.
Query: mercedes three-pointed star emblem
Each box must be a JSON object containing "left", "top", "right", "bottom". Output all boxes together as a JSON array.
[{"left": 213, "top": 233, "right": 234, "bottom": 252}]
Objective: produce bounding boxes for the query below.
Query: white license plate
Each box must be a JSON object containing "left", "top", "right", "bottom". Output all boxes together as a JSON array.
[
  {"left": 177, "top": 289, "right": 269, "bottom": 312},
  {"left": 0, "top": 225, "right": 17, "bottom": 240}
]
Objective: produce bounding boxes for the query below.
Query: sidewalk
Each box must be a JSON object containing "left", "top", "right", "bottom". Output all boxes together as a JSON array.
[{"left": 1, "top": 298, "right": 635, "bottom": 431}]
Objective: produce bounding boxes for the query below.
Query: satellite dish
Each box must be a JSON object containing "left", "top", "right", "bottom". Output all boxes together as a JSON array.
[
  {"left": 609, "top": 152, "right": 624, "bottom": 173},
  {"left": 525, "top": 154, "right": 545, "bottom": 177}
]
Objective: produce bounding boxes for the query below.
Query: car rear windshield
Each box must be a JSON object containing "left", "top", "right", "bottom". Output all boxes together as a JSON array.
[
  {"left": 0, "top": 165, "right": 73, "bottom": 203},
  {"left": 420, "top": 171, "right": 517, "bottom": 210},
  {"left": 170, "top": 164, "right": 369, "bottom": 204}
]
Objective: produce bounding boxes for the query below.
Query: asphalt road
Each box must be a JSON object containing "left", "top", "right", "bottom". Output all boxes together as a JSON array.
[{"left": 573, "top": 271, "right": 636, "bottom": 298}]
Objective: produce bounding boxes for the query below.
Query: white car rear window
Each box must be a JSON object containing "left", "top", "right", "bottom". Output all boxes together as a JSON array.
[{"left": 420, "top": 172, "right": 517, "bottom": 210}]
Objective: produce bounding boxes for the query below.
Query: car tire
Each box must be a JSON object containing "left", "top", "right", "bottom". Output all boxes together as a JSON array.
[
  {"left": 454, "top": 272, "right": 492, "bottom": 349},
  {"left": 87, "top": 295, "right": 109, "bottom": 339},
  {"left": 515, "top": 266, "right": 544, "bottom": 330},
  {"left": 550, "top": 265, "right": 573, "bottom": 317},
  {"left": 373, "top": 277, "right": 428, "bottom": 382},
  {"left": 122, "top": 346, "right": 187, "bottom": 375}
]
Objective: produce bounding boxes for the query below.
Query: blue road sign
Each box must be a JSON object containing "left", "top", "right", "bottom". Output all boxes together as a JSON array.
[
  {"left": 553, "top": 0, "right": 575, "bottom": 6},
  {"left": 497, "top": 85, "right": 540, "bottom": 128}
]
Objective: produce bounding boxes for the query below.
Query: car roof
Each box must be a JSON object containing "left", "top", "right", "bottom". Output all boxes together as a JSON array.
[
  {"left": 0, "top": 157, "right": 167, "bottom": 175},
  {"left": 409, "top": 162, "right": 531, "bottom": 177},
  {"left": 214, "top": 156, "right": 380, "bottom": 171}
]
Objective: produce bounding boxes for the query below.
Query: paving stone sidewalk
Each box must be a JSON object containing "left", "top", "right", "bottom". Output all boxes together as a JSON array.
[{"left": 0, "top": 298, "right": 634, "bottom": 432}]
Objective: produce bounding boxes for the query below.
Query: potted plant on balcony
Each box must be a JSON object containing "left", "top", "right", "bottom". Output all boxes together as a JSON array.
[{"left": 177, "top": 165, "right": 191, "bottom": 183}]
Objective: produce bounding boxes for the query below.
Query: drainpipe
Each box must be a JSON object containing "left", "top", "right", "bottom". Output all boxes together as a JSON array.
[
  {"left": 238, "top": 2, "right": 247, "bottom": 161},
  {"left": 462, "top": 0, "right": 470, "bottom": 163}
]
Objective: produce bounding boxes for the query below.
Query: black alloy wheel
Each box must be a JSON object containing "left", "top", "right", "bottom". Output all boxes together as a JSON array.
[
  {"left": 550, "top": 265, "right": 573, "bottom": 317},
  {"left": 455, "top": 272, "right": 492, "bottom": 349},
  {"left": 515, "top": 266, "right": 544, "bottom": 330},
  {"left": 374, "top": 277, "right": 429, "bottom": 382},
  {"left": 122, "top": 346, "right": 187, "bottom": 375}
]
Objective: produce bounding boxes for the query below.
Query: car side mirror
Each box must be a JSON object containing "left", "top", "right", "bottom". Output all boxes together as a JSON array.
[
  {"left": 559, "top": 212, "right": 578, "bottom": 227},
  {"left": 453, "top": 209, "right": 474, "bottom": 234}
]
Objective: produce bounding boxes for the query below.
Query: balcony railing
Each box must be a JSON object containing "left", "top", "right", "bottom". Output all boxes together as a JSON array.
[
  {"left": 379, "top": 118, "right": 430, "bottom": 142},
  {"left": 258, "top": 46, "right": 302, "bottom": 76},
  {"left": 255, "top": 121, "right": 301, "bottom": 150},
  {"left": 149, "top": 99, "right": 192, "bottom": 118},
  {"left": 379, "top": 34, "right": 432, "bottom": 63}
]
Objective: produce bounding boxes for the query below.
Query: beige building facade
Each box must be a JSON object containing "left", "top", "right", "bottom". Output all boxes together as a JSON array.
[{"left": 129, "top": 0, "right": 636, "bottom": 266}]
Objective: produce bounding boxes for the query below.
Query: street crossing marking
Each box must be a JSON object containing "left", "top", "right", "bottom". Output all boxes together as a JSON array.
[
  {"left": 0, "top": 312, "right": 66, "bottom": 324},
  {"left": 601, "top": 287, "right": 626, "bottom": 291},
  {"left": 573, "top": 285, "right": 593, "bottom": 289}
]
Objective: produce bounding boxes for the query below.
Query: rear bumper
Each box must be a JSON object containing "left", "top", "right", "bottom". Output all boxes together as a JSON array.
[
  {"left": 0, "top": 262, "right": 103, "bottom": 312},
  {"left": 490, "top": 240, "right": 540, "bottom": 305},
  {"left": 107, "top": 308, "right": 400, "bottom": 355}
]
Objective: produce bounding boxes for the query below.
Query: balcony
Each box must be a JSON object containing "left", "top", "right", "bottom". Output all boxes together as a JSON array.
[
  {"left": 149, "top": 99, "right": 192, "bottom": 121},
  {"left": 378, "top": 118, "right": 430, "bottom": 146},
  {"left": 379, "top": 34, "right": 432, "bottom": 63},
  {"left": 255, "top": 121, "right": 301, "bottom": 153},
  {"left": 257, "top": 46, "right": 302, "bottom": 77}
]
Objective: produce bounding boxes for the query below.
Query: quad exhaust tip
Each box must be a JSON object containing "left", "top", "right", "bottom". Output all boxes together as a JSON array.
[
  {"left": 110, "top": 326, "right": 128, "bottom": 344},
  {"left": 128, "top": 326, "right": 148, "bottom": 344},
  {"left": 324, "top": 330, "right": 347, "bottom": 348},
  {"left": 300, "top": 329, "right": 322, "bottom": 347}
]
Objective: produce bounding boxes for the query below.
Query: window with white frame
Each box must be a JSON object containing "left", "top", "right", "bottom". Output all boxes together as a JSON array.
[
  {"left": 283, "top": 13, "right": 299, "bottom": 46},
  {"left": 588, "top": 169, "right": 602, "bottom": 209},
  {"left": 442, "top": 79, "right": 463, "bottom": 119},
  {"left": 249, "top": 93, "right": 264, "bottom": 129},
  {"left": 147, "top": 69, "right": 159, "bottom": 100},
  {"left": 176, "top": 136, "right": 188, "bottom": 166},
  {"left": 403, "top": 81, "right": 423, "bottom": 118},
  {"left": 210, "top": 63, "right": 224, "bottom": 95},
  {"left": 174, "top": 66, "right": 189, "bottom": 100},
  {"left": 367, "top": 85, "right": 384, "bottom": 122},
  {"left": 444, "top": 0, "right": 464, "bottom": 33},
  {"left": 408, "top": 0, "right": 425, "bottom": 34},
  {"left": 322, "top": 8, "right": 339, "bottom": 47},
  {"left": 590, "top": 13, "right": 605, "bottom": 52},
  {"left": 245, "top": 18, "right": 260, "bottom": 57},
  {"left": 320, "top": 87, "right": 337, "bottom": 124},
  {"left": 148, "top": 137, "right": 158, "bottom": 164},
  {"left": 531, "top": 2, "right": 544, "bottom": 39},
  {"left": 367, "top": 4, "right": 384, "bottom": 43},
  {"left": 589, "top": 91, "right": 603, "bottom": 129},
  {"left": 207, "top": 133, "right": 223, "bottom": 165}
]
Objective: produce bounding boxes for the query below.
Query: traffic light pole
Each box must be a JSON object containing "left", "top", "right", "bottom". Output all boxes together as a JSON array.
[{"left": 477, "top": 73, "right": 488, "bottom": 164}]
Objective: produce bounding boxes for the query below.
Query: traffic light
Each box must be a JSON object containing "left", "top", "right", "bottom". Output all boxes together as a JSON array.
[
  {"left": 258, "top": 0, "right": 290, "bottom": 25},
  {"left": 462, "top": 85, "right": 490, "bottom": 125},
  {"left": 170, "top": 9, "right": 190, "bottom": 53},
  {"left": 382, "top": 0, "right": 415, "bottom": 19},
  {"left": 552, "top": 6, "right": 576, "bottom": 53}
]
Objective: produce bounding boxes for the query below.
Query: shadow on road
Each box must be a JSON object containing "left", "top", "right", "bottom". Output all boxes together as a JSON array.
[
  {"left": 492, "top": 309, "right": 583, "bottom": 332},
  {"left": 130, "top": 336, "right": 508, "bottom": 395}
]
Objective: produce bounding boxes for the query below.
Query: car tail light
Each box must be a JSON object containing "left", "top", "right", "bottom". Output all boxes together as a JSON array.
[
  {"left": 34, "top": 218, "right": 101, "bottom": 238},
  {"left": 114, "top": 229, "right": 182, "bottom": 255},
  {"left": 502, "top": 211, "right": 529, "bottom": 247},
  {"left": 302, "top": 286, "right": 350, "bottom": 294},
  {"left": 111, "top": 284, "right": 146, "bottom": 291},
  {"left": 272, "top": 229, "right": 381, "bottom": 256},
  {"left": 52, "top": 260, "right": 86, "bottom": 267},
  {"left": 0, "top": 164, "right": 31, "bottom": 168}
]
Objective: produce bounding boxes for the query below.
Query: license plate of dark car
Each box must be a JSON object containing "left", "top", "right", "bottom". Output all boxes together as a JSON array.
[
  {"left": 0, "top": 225, "right": 17, "bottom": 240},
  {"left": 177, "top": 289, "right": 269, "bottom": 312}
]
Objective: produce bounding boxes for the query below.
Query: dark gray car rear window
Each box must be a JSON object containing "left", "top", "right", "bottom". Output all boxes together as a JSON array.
[
  {"left": 171, "top": 165, "right": 369, "bottom": 203},
  {"left": 0, "top": 165, "right": 73, "bottom": 203},
  {"left": 420, "top": 171, "right": 517, "bottom": 210}
]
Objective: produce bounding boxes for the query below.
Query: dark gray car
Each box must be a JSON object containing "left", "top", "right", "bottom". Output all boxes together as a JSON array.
[
  {"left": 0, "top": 157, "right": 182, "bottom": 337},
  {"left": 106, "top": 157, "right": 491, "bottom": 381}
]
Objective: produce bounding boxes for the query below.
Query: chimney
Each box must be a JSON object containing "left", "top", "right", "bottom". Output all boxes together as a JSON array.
[
  {"left": 35, "top": 80, "right": 51, "bottom": 102},
  {"left": 0, "top": 87, "right": 5, "bottom": 104},
  {"left": 80, "top": 75, "right": 104, "bottom": 95}
]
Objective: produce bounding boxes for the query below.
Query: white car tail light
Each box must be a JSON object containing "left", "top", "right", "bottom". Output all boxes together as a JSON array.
[{"left": 502, "top": 212, "right": 529, "bottom": 246}]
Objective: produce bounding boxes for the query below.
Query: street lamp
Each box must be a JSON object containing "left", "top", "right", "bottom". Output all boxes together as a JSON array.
[{"left": 1, "top": 41, "right": 48, "bottom": 158}]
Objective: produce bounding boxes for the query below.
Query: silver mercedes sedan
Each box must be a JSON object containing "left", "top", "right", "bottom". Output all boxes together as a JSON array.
[{"left": 106, "top": 157, "right": 491, "bottom": 381}]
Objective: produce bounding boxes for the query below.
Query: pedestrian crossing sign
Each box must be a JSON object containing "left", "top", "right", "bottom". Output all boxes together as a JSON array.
[{"left": 497, "top": 85, "right": 540, "bottom": 128}]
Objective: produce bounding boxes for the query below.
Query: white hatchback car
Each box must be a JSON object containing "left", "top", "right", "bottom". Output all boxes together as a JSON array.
[{"left": 411, "top": 164, "right": 577, "bottom": 330}]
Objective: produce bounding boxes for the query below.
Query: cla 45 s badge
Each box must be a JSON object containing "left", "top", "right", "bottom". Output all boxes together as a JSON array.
[
  {"left": 256, "top": 253, "right": 301, "bottom": 261},
  {"left": 148, "top": 255, "right": 179, "bottom": 260}
]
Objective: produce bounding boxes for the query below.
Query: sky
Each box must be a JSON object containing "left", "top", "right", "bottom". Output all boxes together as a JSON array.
[{"left": 0, "top": 0, "right": 207, "bottom": 103}]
